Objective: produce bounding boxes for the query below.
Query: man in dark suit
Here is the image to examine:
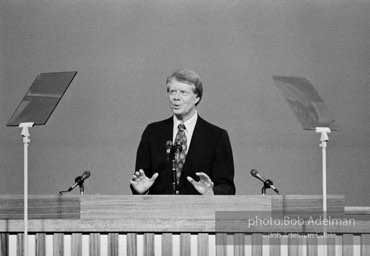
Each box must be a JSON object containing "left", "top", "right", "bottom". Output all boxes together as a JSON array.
[{"left": 130, "top": 69, "right": 235, "bottom": 195}]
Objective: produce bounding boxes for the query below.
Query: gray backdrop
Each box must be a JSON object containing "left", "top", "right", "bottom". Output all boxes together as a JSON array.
[{"left": 1, "top": 0, "right": 369, "bottom": 206}]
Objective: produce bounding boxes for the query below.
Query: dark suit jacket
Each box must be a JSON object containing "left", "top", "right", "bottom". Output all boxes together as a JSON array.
[{"left": 132, "top": 116, "right": 235, "bottom": 195}]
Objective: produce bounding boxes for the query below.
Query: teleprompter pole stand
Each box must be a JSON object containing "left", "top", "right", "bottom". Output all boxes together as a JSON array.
[
  {"left": 315, "top": 127, "right": 331, "bottom": 256},
  {"left": 19, "top": 122, "right": 34, "bottom": 256},
  {"left": 315, "top": 128, "right": 330, "bottom": 222}
]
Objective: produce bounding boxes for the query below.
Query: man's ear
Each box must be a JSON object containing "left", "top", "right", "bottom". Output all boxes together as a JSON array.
[{"left": 195, "top": 96, "right": 200, "bottom": 105}]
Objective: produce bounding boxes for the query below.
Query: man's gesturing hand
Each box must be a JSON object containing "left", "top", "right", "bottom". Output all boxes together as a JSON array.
[
  {"left": 130, "top": 169, "right": 158, "bottom": 194},
  {"left": 187, "top": 172, "right": 214, "bottom": 195}
]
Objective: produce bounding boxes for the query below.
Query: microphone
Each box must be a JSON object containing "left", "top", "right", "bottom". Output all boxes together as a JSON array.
[
  {"left": 173, "top": 140, "right": 182, "bottom": 153},
  {"left": 165, "top": 141, "right": 173, "bottom": 161},
  {"left": 173, "top": 140, "right": 182, "bottom": 161},
  {"left": 68, "top": 171, "right": 91, "bottom": 192},
  {"left": 250, "top": 169, "right": 279, "bottom": 194}
]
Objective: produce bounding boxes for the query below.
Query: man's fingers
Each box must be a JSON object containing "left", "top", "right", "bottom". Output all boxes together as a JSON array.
[
  {"left": 132, "top": 170, "right": 157, "bottom": 182},
  {"left": 187, "top": 176, "right": 195, "bottom": 184},
  {"left": 196, "top": 172, "right": 211, "bottom": 182},
  {"left": 150, "top": 172, "right": 159, "bottom": 181},
  {"left": 196, "top": 172, "right": 208, "bottom": 177},
  {"left": 133, "top": 169, "right": 147, "bottom": 179}
]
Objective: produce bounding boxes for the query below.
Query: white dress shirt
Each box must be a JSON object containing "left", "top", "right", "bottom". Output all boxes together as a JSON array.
[{"left": 172, "top": 111, "right": 198, "bottom": 152}]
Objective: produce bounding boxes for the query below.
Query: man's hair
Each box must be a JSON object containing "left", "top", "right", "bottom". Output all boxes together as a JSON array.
[{"left": 166, "top": 69, "right": 203, "bottom": 105}]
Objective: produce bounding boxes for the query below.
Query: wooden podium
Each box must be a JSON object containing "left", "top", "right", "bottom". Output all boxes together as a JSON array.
[{"left": 0, "top": 195, "right": 369, "bottom": 256}]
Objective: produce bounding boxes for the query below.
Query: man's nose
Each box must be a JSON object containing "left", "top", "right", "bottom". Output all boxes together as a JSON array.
[{"left": 173, "top": 91, "right": 181, "bottom": 100}]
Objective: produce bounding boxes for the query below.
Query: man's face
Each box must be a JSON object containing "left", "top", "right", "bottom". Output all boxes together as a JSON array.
[{"left": 167, "top": 78, "right": 200, "bottom": 121}]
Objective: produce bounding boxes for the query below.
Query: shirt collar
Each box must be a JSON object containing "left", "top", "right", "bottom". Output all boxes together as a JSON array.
[{"left": 173, "top": 110, "right": 198, "bottom": 132}]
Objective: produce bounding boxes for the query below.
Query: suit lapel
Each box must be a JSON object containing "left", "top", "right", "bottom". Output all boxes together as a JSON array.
[
  {"left": 161, "top": 117, "right": 173, "bottom": 141},
  {"left": 185, "top": 116, "right": 208, "bottom": 162}
]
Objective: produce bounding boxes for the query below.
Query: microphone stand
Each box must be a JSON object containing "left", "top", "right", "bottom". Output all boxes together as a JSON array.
[
  {"left": 173, "top": 149, "right": 181, "bottom": 194},
  {"left": 74, "top": 176, "right": 86, "bottom": 195},
  {"left": 59, "top": 176, "right": 87, "bottom": 195},
  {"left": 167, "top": 143, "right": 181, "bottom": 195},
  {"left": 171, "top": 158, "right": 177, "bottom": 194},
  {"left": 79, "top": 184, "right": 85, "bottom": 195},
  {"left": 168, "top": 148, "right": 180, "bottom": 195},
  {"left": 261, "top": 179, "right": 277, "bottom": 195}
]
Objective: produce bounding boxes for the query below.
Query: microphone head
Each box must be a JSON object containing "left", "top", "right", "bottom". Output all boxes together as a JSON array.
[
  {"left": 165, "top": 140, "right": 173, "bottom": 161},
  {"left": 250, "top": 169, "right": 258, "bottom": 177},
  {"left": 83, "top": 171, "right": 91, "bottom": 179},
  {"left": 174, "top": 140, "right": 182, "bottom": 153},
  {"left": 166, "top": 140, "right": 173, "bottom": 148}
]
